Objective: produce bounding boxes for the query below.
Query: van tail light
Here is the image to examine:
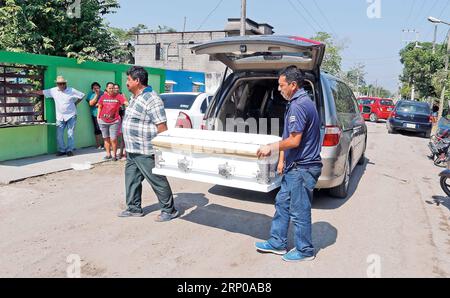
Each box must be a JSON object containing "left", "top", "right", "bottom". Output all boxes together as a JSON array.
[
  {"left": 323, "top": 126, "right": 342, "bottom": 147},
  {"left": 429, "top": 115, "right": 434, "bottom": 123},
  {"left": 391, "top": 111, "right": 397, "bottom": 119},
  {"left": 175, "top": 112, "right": 193, "bottom": 129}
]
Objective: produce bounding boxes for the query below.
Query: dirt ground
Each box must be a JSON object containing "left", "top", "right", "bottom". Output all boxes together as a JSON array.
[{"left": 1, "top": 122, "right": 449, "bottom": 277}]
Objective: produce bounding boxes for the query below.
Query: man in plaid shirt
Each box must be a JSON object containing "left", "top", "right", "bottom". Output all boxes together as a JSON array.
[{"left": 119, "top": 66, "right": 179, "bottom": 222}]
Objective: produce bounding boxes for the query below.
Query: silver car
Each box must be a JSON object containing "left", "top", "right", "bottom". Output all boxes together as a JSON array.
[{"left": 192, "top": 35, "right": 367, "bottom": 198}]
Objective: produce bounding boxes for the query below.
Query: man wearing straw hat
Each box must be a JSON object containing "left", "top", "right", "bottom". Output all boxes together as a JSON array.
[{"left": 32, "top": 76, "right": 85, "bottom": 157}]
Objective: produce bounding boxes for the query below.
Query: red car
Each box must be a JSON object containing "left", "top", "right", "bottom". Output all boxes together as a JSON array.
[{"left": 357, "top": 97, "right": 395, "bottom": 122}]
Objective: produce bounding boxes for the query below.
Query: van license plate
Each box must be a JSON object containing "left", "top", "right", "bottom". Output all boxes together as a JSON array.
[{"left": 405, "top": 123, "right": 416, "bottom": 129}]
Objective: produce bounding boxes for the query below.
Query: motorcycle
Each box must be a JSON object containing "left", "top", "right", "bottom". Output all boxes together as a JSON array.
[
  {"left": 428, "top": 130, "right": 450, "bottom": 167},
  {"left": 439, "top": 168, "right": 450, "bottom": 197}
]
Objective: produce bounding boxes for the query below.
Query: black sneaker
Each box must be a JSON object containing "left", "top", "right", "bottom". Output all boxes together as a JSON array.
[
  {"left": 66, "top": 151, "right": 74, "bottom": 157},
  {"left": 56, "top": 152, "right": 66, "bottom": 156},
  {"left": 117, "top": 210, "right": 144, "bottom": 218},
  {"left": 155, "top": 210, "right": 179, "bottom": 222}
]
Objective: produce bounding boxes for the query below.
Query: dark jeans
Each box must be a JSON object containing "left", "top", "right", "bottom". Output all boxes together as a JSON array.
[
  {"left": 268, "top": 166, "right": 322, "bottom": 257},
  {"left": 125, "top": 152, "right": 175, "bottom": 214}
]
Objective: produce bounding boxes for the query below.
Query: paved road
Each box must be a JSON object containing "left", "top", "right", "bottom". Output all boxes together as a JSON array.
[{"left": 0, "top": 122, "right": 449, "bottom": 277}]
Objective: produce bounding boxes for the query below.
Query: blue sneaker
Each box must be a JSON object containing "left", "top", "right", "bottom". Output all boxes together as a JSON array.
[
  {"left": 282, "top": 248, "right": 315, "bottom": 262},
  {"left": 255, "top": 241, "right": 287, "bottom": 255},
  {"left": 155, "top": 210, "right": 179, "bottom": 222}
]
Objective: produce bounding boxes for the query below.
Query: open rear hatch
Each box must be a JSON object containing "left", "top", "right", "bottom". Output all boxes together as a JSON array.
[
  {"left": 191, "top": 35, "right": 325, "bottom": 73},
  {"left": 152, "top": 36, "right": 325, "bottom": 192}
]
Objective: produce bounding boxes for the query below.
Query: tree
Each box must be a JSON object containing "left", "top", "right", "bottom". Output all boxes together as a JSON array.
[
  {"left": 0, "top": 0, "right": 123, "bottom": 62},
  {"left": 342, "top": 63, "right": 366, "bottom": 94},
  {"left": 359, "top": 84, "right": 391, "bottom": 98},
  {"left": 310, "top": 32, "right": 343, "bottom": 76},
  {"left": 399, "top": 42, "right": 446, "bottom": 99}
]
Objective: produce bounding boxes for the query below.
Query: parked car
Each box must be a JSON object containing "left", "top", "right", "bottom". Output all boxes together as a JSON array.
[
  {"left": 159, "top": 92, "right": 212, "bottom": 129},
  {"left": 386, "top": 100, "right": 432, "bottom": 138},
  {"left": 358, "top": 97, "right": 395, "bottom": 122},
  {"left": 154, "top": 35, "right": 368, "bottom": 198}
]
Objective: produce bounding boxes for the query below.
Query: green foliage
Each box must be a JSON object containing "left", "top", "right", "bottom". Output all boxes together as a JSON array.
[
  {"left": 0, "top": 0, "right": 123, "bottom": 62},
  {"left": 310, "top": 32, "right": 343, "bottom": 76},
  {"left": 342, "top": 63, "right": 366, "bottom": 94},
  {"left": 399, "top": 42, "right": 446, "bottom": 99}
]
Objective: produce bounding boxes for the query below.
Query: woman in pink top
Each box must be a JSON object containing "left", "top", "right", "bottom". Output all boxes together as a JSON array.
[{"left": 97, "top": 82, "right": 128, "bottom": 161}]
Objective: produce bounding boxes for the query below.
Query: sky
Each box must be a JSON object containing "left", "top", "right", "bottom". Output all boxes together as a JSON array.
[{"left": 104, "top": 0, "right": 450, "bottom": 93}]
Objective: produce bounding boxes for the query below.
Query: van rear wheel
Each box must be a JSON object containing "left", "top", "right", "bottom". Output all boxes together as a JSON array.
[{"left": 330, "top": 156, "right": 351, "bottom": 199}]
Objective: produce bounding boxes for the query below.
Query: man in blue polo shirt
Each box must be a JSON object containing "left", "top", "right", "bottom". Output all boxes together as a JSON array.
[{"left": 255, "top": 65, "right": 322, "bottom": 262}]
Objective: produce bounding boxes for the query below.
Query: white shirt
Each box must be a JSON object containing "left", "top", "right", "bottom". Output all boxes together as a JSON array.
[{"left": 43, "top": 87, "right": 85, "bottom": 121}]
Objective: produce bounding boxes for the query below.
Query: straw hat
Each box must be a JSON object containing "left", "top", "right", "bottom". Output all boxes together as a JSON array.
[{"left": 55, "top": 76, "right": 67, "bottom": 83}]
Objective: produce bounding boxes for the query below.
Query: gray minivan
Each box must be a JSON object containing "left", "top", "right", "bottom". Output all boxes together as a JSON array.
[{"left": 192, "top": 35, "right": 367, "bottom": 198}]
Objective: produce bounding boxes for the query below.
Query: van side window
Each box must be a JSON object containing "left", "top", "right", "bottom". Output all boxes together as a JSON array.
[
  {"left": 342, "top": 83, "right": 359, "bottom": 114},
  {"left": 200, "top": 97, "right": 208, "bottom": 113},
  {"left": 329, "top": 79, "right": 358, "bottom": 129},
  {"left": 330, "top": 80, "right": 357, "bottom": 114}
]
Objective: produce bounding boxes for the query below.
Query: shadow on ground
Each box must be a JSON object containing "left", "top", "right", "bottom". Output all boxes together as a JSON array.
[
  {"left": 208, "top": 157, "right": 371, "bottom": 211},
  {"left": 428, "top": 195, "right": 450, "bottom": 213},
  {"left": 169, "top": 192, "right": 337, "bottom": 254}
]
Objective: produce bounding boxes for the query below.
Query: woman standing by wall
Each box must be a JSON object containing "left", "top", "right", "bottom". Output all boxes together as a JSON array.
[{"left": 97, "top": 82, "right": 128, "bottom": 161}]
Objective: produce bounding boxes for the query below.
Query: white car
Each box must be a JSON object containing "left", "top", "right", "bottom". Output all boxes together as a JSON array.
[{"left": 159, "top": 92, "right": 212, "bottom": 129}]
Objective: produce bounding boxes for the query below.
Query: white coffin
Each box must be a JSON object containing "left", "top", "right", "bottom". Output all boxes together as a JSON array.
[{"left": 151, "top": 128, "right": 282, "bottom": 192}]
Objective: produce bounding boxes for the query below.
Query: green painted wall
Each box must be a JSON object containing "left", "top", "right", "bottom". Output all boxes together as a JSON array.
[
  {"left": 0, "top": 50, "right": 166, "bottom": 161},
  {"left": 0, "top": 126, "right": 48, "bottom": 161},
  {"left": 57, "top": 67, "right": 116, "bottom": 148},
  {"left": 120, "top": 72, "right": 162, "bottom": 97}
]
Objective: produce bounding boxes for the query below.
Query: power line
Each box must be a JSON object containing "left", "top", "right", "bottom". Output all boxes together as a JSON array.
[
  {"left": 286, "top": 0, "right": 317, "bottom": 33},
  {"left": 194, "top": 0, "right": 225, "bottom": 31},
  {"left": 424, "top": 0, "right": 450, "bottom": 40},
  {"left": 311, "top": 0, "right": 339, "bottom": 37},
  {"left": 405, "top": 0, "right": 417, "bottom": 28},
  {"left": 345, "top": 56, "right": 399, "bottom": 61},
  {"left": 183, "top": 0, "right": 224, "bottom": 46},
  {"left": 411, "top": 1, "right": 427, "bottom": 25},
  {"left": 421, "top": 0, "right": 440, "bottom": 23},
  {"left": 294, "top": 0, "right": 326, "bottom": 32}
]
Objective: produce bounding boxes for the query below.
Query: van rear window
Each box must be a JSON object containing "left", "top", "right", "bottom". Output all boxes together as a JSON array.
[
  {"left": 397, "top": 103, "right": 430, "bottom": 114},
  {"left": 160, "top": 94, "right": 197, "bottom": 110}
]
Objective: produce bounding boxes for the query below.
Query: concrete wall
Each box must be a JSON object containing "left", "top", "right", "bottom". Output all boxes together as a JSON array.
[
  {"left": 165, "top": 70, "right": 205, "bottom": 93},
  {"left": 135, "top": 31, "right": 227, "bottom": 73}
]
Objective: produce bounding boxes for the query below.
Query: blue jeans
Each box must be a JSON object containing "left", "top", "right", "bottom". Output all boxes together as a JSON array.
[
  {"left": 268, "top": 166, "right": 322, "bottom": 257},
  {"left": 56, "top": 116, "right": 77, "bottom": 153}
]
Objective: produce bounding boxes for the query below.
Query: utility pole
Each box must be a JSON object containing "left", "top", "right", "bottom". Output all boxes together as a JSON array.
[
  {"left": 375, "top": 80, "right": 378, "bottom": 97},
  {"left": 240, "top": 0, "right": 246, "bottom": 36},
  {"left": 356, "top": 74, "right": 360, "bottom": 97},
  {"left": 402, "top": 29, "right": 420, "bottom": 99},
  {"left": 181, "top": 17, "right": 187, "bottom": 70},
  {"left": 438, "top": 29, "right": 450, "bottom": 122},
  {"left": 433, "top": 24, "right": 438, "bottom": 54}
]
